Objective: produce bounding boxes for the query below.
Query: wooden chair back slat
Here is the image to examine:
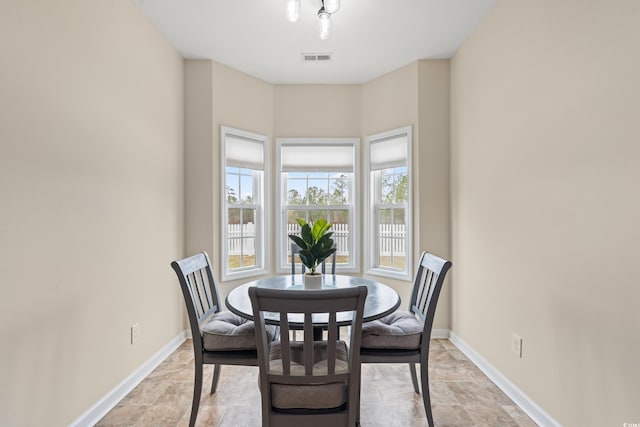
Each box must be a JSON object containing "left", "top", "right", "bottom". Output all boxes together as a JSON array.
[
  {"left": 409, "top": 252, "right": 449, "bottom": 321},
  {"left": 409, "top": 252, "right": 452, "bottom": 335},
  {"left": 279, "top": 312, "right": 291, "bottom": 375},
  {"left": 189, "top": 272, "right": 205, "bottom": 318},
  {"left": 327, "top": 312, "right": 337, "bottom": 374},
  {"left": 198, "top": 268, "right": 215, "bottom": 311},
  {"left": 174, "top": 253, "right": 222, "bottom": 328},
  {"left": 249, "top": 286, "right": 367, "bottom": 425},
  {"left": 303, "top": 313, "right": 314, "bottom": 375}
]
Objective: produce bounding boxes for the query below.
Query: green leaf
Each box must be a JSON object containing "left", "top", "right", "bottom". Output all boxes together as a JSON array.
[
  {"left": 312, "top": 219, "right": 331, "bottom": 241},
  {"left": 288, "top": 234, "right": 306, "bottom": 249},
  {"left": 318, "top": 233, "right": 334, "bottom": 246},
  {"left": 300, "top": 223, "right": 313, "bottom": 246},
  {"left": 298, "top": 251, "right": 314, "bottom": 270}
]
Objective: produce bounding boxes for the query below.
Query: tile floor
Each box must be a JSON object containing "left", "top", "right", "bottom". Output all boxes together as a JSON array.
[{"left": 97, "top": 339, "right": 537, "bottom": 426}]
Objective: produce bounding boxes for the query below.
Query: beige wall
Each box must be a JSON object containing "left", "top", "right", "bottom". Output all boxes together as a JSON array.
[
  {"left": 184, "top": 61, "right": 215, "bottom": 266},
  {"left": 0, "top": 2, "right": 184, "bottom": 426},
  {"left": 361, "top": 63, "right": 420, "bottom": 308},
  {"left": 417, "top": 60, "right": 451, "bottom": 330},
  {"left": 362, "top": 62, "right": 452, "bottom": 329},
  {"left": 274, "top": 84, "right": 362, "bottom": 138},
  {"left": 184, "top": 60, "right": 274, "bottom": 300},
  {"left": 451, "top": 0, "right": 640, "bottom": 425},
  {"left": 362, "top": 63, "right": 419, "bottom": 135}
]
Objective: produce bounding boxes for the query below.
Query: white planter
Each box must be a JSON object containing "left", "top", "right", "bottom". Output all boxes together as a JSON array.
[{"left": 303, "top": 273, "right": 323, "bottom": 289}]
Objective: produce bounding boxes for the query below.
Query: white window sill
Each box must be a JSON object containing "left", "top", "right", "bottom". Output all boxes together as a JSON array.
[{"left": 366, "top": 267, "right": 412, "bottom": 282}]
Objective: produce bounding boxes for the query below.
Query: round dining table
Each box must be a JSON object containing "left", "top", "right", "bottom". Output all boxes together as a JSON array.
[{"left": 225, "top": 274, "right": 401, "bottom": 335}]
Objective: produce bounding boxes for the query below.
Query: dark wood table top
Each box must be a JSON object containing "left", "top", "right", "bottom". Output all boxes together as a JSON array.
[{"left": 225, "top": 274, "right": 401, "bottom": 327}]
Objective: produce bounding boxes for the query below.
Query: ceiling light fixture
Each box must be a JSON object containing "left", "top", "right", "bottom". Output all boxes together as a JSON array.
[
  {"left": 317, "top": 6, "right": 331, "bottom": 40},
  {"left": 285, "top": 0, "right": 301, "bottom": 23},
  {"left": 285, "top": 0, "right": 340, "bottom": 40},
  {"left": 323, "top": 0, "right": 340, "bottom": 14}
]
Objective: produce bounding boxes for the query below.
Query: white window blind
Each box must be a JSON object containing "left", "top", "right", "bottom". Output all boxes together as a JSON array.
[
  {"left": 281, "top": 143, "right": 354, "bottom": 172},
  {"left": 225, "top": 134, "right": 264, "bottom": 170},
  {"left": 370, "top": 134, "right": 408, "bottom": 171}
]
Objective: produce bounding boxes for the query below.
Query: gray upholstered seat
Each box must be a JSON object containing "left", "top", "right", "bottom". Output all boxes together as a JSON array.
[
  {"left": 361, "top": 311, "right": 423, "bottom": 350},
  {"left": 203, "top": 311, "right": 276, "bottom": 351},
  {"left": 268, "top": 341, "right": 349, "bottom": 410}
]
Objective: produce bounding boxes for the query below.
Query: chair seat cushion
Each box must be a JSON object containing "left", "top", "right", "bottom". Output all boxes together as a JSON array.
[
  {"left": 202, "top": 311, "right": 275, "bottom": 351},
  {"left": 268, "top": 341, "right": 349, "bottom": 410},
  {"left": 361, "top": 311, "right": 423, "bottom": 350}
]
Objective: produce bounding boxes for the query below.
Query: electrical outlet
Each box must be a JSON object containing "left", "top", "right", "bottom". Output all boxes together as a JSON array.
[
  {"left": 131, "top": 323, "right": 140, "bottom": 345},
  {"left": 511, "top": 333, "right": 522, "bottom": 358}
]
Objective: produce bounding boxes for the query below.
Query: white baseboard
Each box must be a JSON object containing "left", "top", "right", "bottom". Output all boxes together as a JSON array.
[
  {"left": 69, "top": 329, "right": 558, "bottom": 426},
  {"left": 448, "top": 331, "right": 561, "bottom": 427},
  {"left": 431, "top": 328, "right": 451, "bottom": 339},
  {"left": 69, "top": 331, "right": 187, "bottom": 427}
]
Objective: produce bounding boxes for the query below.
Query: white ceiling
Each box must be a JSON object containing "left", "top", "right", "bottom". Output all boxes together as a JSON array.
[{"left": 135, "top": 0, "right": 495, "bottom": 85}]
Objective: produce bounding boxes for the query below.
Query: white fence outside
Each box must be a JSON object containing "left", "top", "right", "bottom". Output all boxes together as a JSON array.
[
  {"left": 227, "top": 223, "right": 255, "bottom": 256},
  {"left": 228, "top": 223, "right": 406, "bottom": 256},
  {"left": 377, "top": 224, "right": 407, "bottom": 256},
  {"left": 286, "top": 224, "right": 350, "bottom": 255}
]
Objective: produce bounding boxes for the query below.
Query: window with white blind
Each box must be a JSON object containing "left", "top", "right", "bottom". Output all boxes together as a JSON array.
[
  {"left": 366, "top": 126, "right": 412, "bottom": 280},
  {"left": 277, "top": 138, "right": 359, "bottom": 273},
  {"left": 221, "top": 126, "right": 268, "bottom": 280}
]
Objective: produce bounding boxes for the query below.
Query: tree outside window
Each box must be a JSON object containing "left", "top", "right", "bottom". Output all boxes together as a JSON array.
[{"left": 285, "top": 172, "right": 351, "bottom": 266}]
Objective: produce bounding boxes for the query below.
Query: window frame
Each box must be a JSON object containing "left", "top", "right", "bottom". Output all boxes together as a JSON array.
[
  {"left": 276, "top": 138, "right": 360, "bottom": 274},
  {"left": 365, "top": 126, "right": 413, "bottom": 281},
  {"left": 220, "top": 126, "right": 269, "bottom": 281}
]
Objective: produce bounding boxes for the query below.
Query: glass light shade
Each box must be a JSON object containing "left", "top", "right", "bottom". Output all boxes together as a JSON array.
[
  {"left": 317, "top": 9, "right": 331, "bottom": 40},
  {"left": 324, "top": 0, "right": 340, "bottom": 14},
  {"left": 285, "top": 0, "right": 300, "bottom": 22}
]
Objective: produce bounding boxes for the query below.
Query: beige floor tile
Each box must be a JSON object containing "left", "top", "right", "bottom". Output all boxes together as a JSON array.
[
  {"left": 95, "top": 403, "right": 147, "bottom": 426},
  {"left": 133, "top": 404, "right": 186, "bottom": 426},
  {"left": 121, "top": 380, "right": 171, "bottom": 406},
  {"left": 218, "top": 404, "right": 261, "bottom": 427},
  {"left": 465, "top": 404, "right": 520, "bottom": 426},
  {"left": 429, "top": 380, "right": 461, "bottom": 405},
  {"left": 97, "top": 338, "right": 538, "bottom": 427},
  {"left": 502, "top": 405, "right": 540, "bottom": 427},
  {"left": 179, "top": 405, "right": 227, "bottom": 427},
  {"left": 432, "top": 404, "right": 475, "bottom": 426}
]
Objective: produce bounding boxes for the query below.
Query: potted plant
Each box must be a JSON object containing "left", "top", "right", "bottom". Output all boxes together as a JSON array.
[{"left": 288, "top": 218, "right": 337, "bottom": 288}]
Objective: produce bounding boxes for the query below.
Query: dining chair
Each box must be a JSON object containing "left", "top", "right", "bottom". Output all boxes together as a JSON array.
[
  {"left": 249, "top": 286, "right": 368, "bottom": 427},
  {"left": 359, "top": 251, "right": 452, "bottom": 427},
  {"left": 171, "top": 251, "right": 277, "bottom": 427},
  {"left": 291, "top": 241, "right": 336, "bottom": 275}
]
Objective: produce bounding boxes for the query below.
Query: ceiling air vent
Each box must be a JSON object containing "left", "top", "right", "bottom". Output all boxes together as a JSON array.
[{"left": 301, "top": 53, "right": 332, "bottom": 62}]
